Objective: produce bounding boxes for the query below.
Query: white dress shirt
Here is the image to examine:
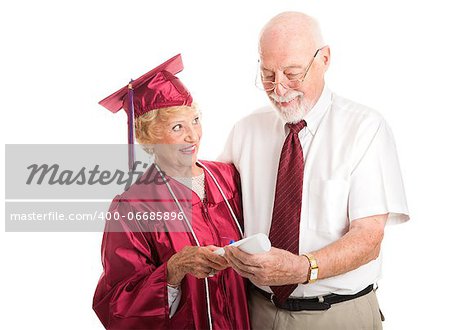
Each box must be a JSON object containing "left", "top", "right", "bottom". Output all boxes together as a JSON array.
[{"left": 219, "top": 86, "right": 409, "bottom": 297}]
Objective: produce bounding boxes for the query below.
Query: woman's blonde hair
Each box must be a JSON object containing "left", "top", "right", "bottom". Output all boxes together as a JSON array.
[{"left": 135, "top": 103, "right": 199, "bottom": 146}]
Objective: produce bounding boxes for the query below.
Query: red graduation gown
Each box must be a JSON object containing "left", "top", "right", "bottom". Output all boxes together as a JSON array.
[{"left": 93, "top": 161, "right": 250, "bottom": 330}]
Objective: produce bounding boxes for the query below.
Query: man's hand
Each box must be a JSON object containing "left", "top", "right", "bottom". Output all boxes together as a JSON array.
[{"left": 224, "top": 246, "right": 309, "bottom": 286}]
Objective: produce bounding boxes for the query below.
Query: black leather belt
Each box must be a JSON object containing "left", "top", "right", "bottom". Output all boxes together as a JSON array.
[{"left": 253, "top": 284, "right": 374, "bottom": 311}]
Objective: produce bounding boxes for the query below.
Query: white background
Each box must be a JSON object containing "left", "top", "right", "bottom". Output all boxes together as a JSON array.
[{"left": 1, "top": 0, "right": 449, "bottom": 329}]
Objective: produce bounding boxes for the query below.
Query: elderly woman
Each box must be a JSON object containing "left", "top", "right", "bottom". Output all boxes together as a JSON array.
[{"left": 93, "top": 55, "right": 250, "bottom": 330}]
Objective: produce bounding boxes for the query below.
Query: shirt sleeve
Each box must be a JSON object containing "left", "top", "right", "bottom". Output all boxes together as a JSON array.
[
  {"left": 348, "top": 119, "right": 409, "bottom": 225},
  {"left": 167, "top": 286, "right": 181, "bottom": 318}
]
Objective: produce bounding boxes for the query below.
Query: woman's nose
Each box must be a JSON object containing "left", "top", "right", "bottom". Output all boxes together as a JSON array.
[{"left": 184, "top": 126, "right": 199, "bottom": 143}]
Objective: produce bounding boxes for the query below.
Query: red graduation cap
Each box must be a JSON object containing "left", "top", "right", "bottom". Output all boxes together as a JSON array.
[{"left": 99, "top": 54, "right": 193, "bottom": 170}]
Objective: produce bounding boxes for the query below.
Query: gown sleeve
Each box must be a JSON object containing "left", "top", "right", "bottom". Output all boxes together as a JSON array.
[{"left": 93, "top": 197, "right": 170, "bottom": 329}]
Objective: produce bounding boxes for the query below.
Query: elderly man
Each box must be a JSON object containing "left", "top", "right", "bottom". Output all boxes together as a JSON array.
[{"left": 220, "top": 11, "right": 409, "bottom": 330}]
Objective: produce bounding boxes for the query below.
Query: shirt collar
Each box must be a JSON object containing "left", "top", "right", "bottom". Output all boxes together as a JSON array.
[{"left": 303, "top": 85, "right": 332, "bottom": 136}]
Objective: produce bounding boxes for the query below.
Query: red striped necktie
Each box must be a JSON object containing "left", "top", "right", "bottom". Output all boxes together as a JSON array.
[{"left": 269, "top": 119, "right": 307, "bottom": 304}]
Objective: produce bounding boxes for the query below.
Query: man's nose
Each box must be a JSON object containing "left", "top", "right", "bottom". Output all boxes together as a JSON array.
[{"left": 274, "top": 74, "right": 289, "bottom": 96}]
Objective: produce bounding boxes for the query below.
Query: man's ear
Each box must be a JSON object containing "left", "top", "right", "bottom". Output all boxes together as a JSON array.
[{"left": 320, "top": 46, "right": 331, "bottom": 70}]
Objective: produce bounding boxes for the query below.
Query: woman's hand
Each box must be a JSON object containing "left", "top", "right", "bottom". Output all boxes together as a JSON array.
[{"left": 167, "top": 246, "right": 228, "bottom": 285}]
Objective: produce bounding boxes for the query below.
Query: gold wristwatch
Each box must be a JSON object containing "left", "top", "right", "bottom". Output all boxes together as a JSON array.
[{"left": 302, "top": 253, "right": 319, "bottom": 284}]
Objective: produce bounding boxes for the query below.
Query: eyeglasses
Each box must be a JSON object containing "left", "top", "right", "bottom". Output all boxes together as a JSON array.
[{"left": 255, "top": 48, "right": 322, "bottom": 92}]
